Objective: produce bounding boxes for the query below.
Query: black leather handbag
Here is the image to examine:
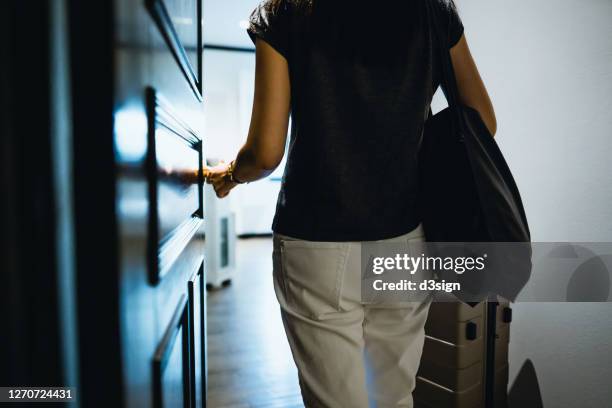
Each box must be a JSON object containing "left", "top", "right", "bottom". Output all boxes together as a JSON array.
[{"left": 420, "top": 1, "right": 531, "bottom": 300}]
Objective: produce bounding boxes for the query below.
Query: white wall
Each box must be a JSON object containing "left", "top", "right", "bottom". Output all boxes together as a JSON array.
[
  {"left": 203, "top": 49, "right": 284, "bottom": 234},
  {"left": 458, "top": 0, "right": 612, "bottom": 242},
  {"left": 202, "top": 50, "right": 253, "bottom": 160},
  {"left": 456, "top": 1, "right": 612, "bottom": 406}
]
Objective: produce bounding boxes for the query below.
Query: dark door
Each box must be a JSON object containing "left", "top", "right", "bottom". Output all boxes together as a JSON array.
[
  {"left": 69, "top": 0, "right": 207, "bottom": 407},
  {"left": 0, "top": 0, "right": 69, "bottom": 389}
]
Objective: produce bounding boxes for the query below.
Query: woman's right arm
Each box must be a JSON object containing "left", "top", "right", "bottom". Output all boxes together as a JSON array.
[{"left": 450, "top": 34, "right": 497, "bottom": 136}]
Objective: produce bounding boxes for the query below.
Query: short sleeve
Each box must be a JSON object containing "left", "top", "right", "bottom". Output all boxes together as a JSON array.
[
  {"left": 247, "top": 0, "right": 291, "bottom": 59},
  {"left": 446, "top": 1, "right": 464, "bottom": 48}
]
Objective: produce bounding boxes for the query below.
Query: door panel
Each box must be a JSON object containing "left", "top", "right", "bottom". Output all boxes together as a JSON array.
[
  {"left": 68, "top": 0, "right": 206, "bottom": 405},
  {"left": 189, "top": 264, "right": 206, "bottom": 407},
  {"left": 146, "top": 88, "right": 204, "bottom": 284},
  {"left": 153, "top": 295, "right": 191, "bottom": 408},
  {"left": 116, "top": 0, "right": 207, "bottom": 406},
  {"left": 146, "top": 0, "right": 203, "bottom": 99}
]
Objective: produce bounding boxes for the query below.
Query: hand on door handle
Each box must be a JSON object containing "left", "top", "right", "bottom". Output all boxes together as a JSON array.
[{"left": 204, "top": 161, "right": 238, "bottom": 199}]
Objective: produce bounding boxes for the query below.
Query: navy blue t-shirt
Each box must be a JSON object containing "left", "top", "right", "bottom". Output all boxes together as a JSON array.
[{"left": 248, "top": 0, "right": 464, "bottom": 241}]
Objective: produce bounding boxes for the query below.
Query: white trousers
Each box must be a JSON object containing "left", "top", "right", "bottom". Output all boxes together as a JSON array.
[{"left": 272, "top": 224, "right": 431, "bottom": 408}]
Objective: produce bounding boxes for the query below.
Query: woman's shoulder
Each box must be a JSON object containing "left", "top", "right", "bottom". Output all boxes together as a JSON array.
[{"left": 430, "top": 0, "right": 464, "bottom": 46}]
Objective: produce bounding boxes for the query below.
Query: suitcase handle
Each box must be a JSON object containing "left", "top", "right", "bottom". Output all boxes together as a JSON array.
[
  {"left": 502, "top": 307, "right": 513, "bottom": 323},
  {"left": 465, "top": 321, "right": 478, "bottom": 340}
]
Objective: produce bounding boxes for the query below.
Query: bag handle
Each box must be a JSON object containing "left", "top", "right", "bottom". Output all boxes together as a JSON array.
[{"left": 425, "top": 0, "right": 466, "bottom": 134}]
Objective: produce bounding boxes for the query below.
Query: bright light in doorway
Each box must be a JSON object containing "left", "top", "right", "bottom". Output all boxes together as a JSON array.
[{"left": 239, "top": 20, "right": 250, "bottom": 29}]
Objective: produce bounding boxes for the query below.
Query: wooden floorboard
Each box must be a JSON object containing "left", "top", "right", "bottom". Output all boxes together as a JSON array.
[{"left": 206, "top": 238, "right": 304, "bottom": 408}]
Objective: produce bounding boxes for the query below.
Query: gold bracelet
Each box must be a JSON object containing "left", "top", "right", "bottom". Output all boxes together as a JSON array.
[{"left": 228, "top": 160, "right": 245, "bottom": 184}]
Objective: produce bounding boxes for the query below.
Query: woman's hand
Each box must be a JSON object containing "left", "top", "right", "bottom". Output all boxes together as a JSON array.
[{"left": 204, "top": 162, "right": 237, "bottom": 198}]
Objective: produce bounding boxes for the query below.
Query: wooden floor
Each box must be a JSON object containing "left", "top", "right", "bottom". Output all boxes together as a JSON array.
[{"left": 206, "top": 238, "right": 304, "bottom": 408}]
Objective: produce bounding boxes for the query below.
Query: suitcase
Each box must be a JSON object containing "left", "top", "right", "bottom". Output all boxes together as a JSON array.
[{"left": 414, "top": 297, "right": 512, "bottom": 408}]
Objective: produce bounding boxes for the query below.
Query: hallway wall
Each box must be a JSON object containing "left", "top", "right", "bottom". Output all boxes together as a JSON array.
[
  {"left": 458, "top": 0, "right": 612, "bottom": 242},
  {"left": 456, "top": 0, "right": 612, "bottom": 406},
  {"left": 202, "top": 49, "right": 285, "bottom": 235}
]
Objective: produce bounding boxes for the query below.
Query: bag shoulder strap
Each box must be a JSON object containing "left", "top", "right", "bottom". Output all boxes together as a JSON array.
[{"left": 425, "top": 0, "right": 465, "bottom": 131}]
